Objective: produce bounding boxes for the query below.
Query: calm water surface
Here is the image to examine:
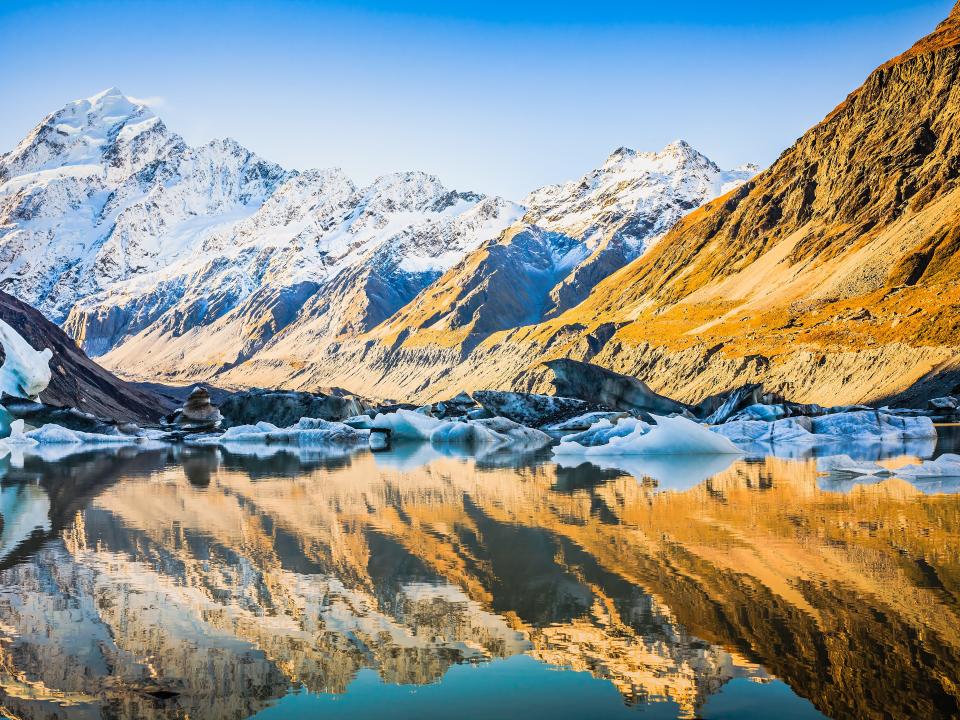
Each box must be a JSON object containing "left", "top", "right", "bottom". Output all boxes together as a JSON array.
[{"left": 0, "top": 428, "right": 959, "bottom": 719}]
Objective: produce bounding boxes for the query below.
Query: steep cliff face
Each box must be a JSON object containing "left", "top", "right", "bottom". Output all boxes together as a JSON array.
[
  {"left": 0, "top": 292, "right": 168, "bottom": 422},
  {"left": 219, "top": 3, "right": 960, "bottom": 405}
]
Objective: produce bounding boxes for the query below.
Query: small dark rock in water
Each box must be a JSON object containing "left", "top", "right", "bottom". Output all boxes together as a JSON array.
[
  {"left": 544, "top": 359, "right": 691, "bottom": 416},
  {"left": 472, "top": 390, "right": 600, "bottom": 428},
  {"left": 161, "top": 387, "right": 223, "bottom": 432},
  {"left": 221, "top": 389, "right": 370, "bottom": 428}
]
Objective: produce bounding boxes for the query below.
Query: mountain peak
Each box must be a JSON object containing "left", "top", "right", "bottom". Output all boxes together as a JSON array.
[{"left": 87, "top": 86, "right": 127, "bottom": 102}]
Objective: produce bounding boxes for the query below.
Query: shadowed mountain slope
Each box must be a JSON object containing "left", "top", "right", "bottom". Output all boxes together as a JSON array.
[{"left": 0, "top": 292, "right": 168, "bottom": 422}]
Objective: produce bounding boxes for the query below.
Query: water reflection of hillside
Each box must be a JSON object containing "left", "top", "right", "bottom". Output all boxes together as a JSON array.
[{"left": 0, "top": 447, "right": 956, "bottom": 719}]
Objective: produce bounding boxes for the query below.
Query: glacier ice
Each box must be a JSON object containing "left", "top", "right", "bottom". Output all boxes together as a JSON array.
[
  {"left": 373, "top": 409, "right": 445, "bottom": 440},
  {"left": 810, "top": 411, "right": 936, "bottom": 440},
  {"left": 0, "top": 320, "right": 53, "bottom": 401},
  {"left": 713, "top": 411, "right": 937, "bottom": 451},
  {"left": 192, "top": 417, "right": 367, "bottom": 448},
  {"left": 25, "top": 424, "right": 142, "bottom": 445},
  {"left": 555, "top": 415, "right": 742, "bottom": 456},
  {"left": 712, "top": 417, "right": 825, "bottom": 445}
]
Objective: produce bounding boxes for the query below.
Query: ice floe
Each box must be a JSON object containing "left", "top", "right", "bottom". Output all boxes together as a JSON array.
[
  {"left": 192, "top": 418, "right": 367, "bottom": 448},
  {"left": 555, "top": 415, "right": 742, "bottom": 456}
]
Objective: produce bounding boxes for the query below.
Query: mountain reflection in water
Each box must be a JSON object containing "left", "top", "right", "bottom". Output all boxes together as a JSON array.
[{"left": 0, "top": 439, "right": 958, "bottom": 719}]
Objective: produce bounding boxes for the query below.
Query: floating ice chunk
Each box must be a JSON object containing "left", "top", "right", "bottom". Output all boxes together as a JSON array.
[
  {"left": 194, "top": 417, "right": 366, "bottom": 448},
  {"left": 555, "top": 415, "right": 742, "bottom": 456},
  {"left": 430, "top": 421, "right": 500, "bottom": 446},
  {"left": 811, "top": 411, "right": 936, "bottom": 440},
  {"left": 728, "top": 404, "right": 789, "bottom": 422},
  {"left": 543, "top": 412, "right": 628, "bottom": 433},
  {"left": 219, "top": 422, "right": 281, "bottom": 441},
  {"left": 373, "top": 409, "right": 445, "bottom": 440},
  {"left": 343, "top": 415, "right": 375, "bottom": 430},
  {"left": 430, "top": 417, "right": 551, "bottom": 449},
  {"left": 5, "top": 420, "right": 37, "bottom": 447},
  {"left": 556, "top": 417, "right": 647, "bottom": 449},
  {"left": 25, "top": 423, "right": 141, "bottom": 445},
  {"left": 0, "top": 320, "right": 53, "bottom": 401},
  {"left": 711, "top": 417, "right": 827, "bottom": 445}
]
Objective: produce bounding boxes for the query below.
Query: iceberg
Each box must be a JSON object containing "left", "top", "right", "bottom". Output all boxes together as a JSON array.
[
  {"left": 373, "top": 409, "right": 444, "bottom": 440},
  {"left": 430, "top": 417, "right": 551, "bottom": 449},
  {"left": 193, "top": 417, "right": 367, "bottom": 448},
  {"left": 555, "top": 414, "right": 742, "bottom": 456},
  {"left": 810, "top": 411, "right": 936, "bottom": 440},
  {"left": 25, "top": 423, "right": 143, "bottom": 445},
  {"left": 712, "top": 417, "right": 826, "bottom": 445},
  {"left": 0, "top": 319, "right": 53, "bottom": 402}
]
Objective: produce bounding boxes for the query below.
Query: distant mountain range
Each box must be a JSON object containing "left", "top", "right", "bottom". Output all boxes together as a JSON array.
[
  {"left": 6, "top": 2, "right": 958, "bottom": 407},
  {"left": 0, "top": 87, "right": 753, "bottom": 395}
]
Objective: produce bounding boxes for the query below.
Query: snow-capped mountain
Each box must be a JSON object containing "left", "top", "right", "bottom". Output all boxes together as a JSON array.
[
  {"left": 0, "top": 88, "right": 755, "bottom": 385},
  {"left": 0, "top": 89, "right": 521, "bottom": 372},
  {"left": 343, "top": 142, "right": 758, "bottom": 348},
  {"left": 521, "top": 141, "right": 758, "bottom": 315}
]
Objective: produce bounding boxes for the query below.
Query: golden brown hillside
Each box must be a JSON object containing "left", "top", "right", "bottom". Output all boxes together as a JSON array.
[{"left": 210, "top": 2, "right": 960, "bottom": 405}]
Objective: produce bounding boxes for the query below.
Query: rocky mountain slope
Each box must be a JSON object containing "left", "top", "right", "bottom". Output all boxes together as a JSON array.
[
  {"left": 1, "top": 89, "right": 753, "bottom": 387},
  {"left": 216, "top": 2, "right": 960, "bottom": 405},
  {"left": 0, "top": 291, "right": 167, "bottom": 422}
]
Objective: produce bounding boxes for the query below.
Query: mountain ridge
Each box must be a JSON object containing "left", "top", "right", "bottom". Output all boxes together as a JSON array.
[
  {"left": 0, "top": 86, "right": 755, "bottom": 390},
  {"left": 208, "top": 2, "right": 960, "bottom": 405}
]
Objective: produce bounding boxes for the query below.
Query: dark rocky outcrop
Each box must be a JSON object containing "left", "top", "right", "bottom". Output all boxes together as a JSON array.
[
  {"left": 472, "top": 390, "right": 600, "bottom": 428},
  {"left": 544, "top": 359, "right": 690, "bottom": 416},
  {"left": 218, "top": 388, "right": 370, "bottom": 429},
  {"left": 0, "top": 291, "right": 171, "bottom": 424}
]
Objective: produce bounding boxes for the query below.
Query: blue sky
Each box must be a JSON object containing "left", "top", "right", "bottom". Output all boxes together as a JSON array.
[{"left": 0, "top": 0, "right": 953, "bottom": 199}]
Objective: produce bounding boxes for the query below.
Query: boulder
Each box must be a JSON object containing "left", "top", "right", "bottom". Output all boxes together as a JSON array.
[
  {"left": 433, "top": 391, "right": 478, "bottom": 419},
  {"left": 219, "top": 389, "right": 370, "bottom": 429},
  {"left": 162, "top": 387, "right": 223, "bottom": 432},
  {"left": 543, "top": 359, "right": 690, "bottom": 416},
  {"left": 471, "top": 390, "right": 597, "bottom": 428}
]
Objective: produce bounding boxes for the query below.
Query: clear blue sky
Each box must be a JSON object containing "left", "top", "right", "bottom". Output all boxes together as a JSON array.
[{"left": 0, "top": 0, "right": 953, "bottom": 199}]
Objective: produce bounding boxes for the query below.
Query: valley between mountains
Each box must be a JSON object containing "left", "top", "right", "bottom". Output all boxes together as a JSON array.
[{"left": 4, "top": 2, "right": 960, "bottom": 407}]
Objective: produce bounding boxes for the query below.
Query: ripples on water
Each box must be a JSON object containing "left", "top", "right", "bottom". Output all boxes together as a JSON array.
[{"left": 0, "top": 427, "right": 958, "bottom": 719}]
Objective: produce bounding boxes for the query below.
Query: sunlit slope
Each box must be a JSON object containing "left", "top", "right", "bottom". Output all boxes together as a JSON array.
[{"left": 223, "top": 4, "right": 960, "bottom": 405}]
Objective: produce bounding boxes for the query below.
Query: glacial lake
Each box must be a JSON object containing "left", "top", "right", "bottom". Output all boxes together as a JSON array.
[{"left": 1, "top": 428, "right": 960, "bottom": 719}]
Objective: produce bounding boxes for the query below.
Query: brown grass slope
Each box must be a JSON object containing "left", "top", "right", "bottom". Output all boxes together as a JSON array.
[{"left": 522, "top": 2, "right": 960, "bottom": 403}]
